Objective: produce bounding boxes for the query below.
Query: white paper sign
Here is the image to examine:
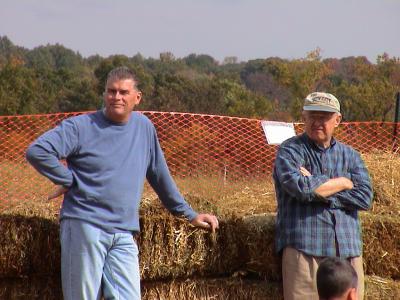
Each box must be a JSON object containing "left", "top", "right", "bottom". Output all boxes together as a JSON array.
[{"left": 261, "top": 121, "right": 296, "bottom": 145}]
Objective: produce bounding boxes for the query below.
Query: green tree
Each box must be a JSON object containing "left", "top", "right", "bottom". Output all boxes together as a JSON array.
[
  {"left": 26, "top": 44, "right": 84, "bottom": 73},
  {"left": 58, "top": 79, "right": 101, "bottom": 112},
  {"left": 147, "top": 72, "right": 193, "bottom": 112},
  {"left": 183, "top": 54, "right": 218, "bottom": 74},
  {"left": 0, "top": 64, "right": 49, "bottom": 115},
  {"left": 0, "top": 35, "right": 27, "bottom": 68},
  {"left": 288, "top": 49, "right": 332, "bottom": 120},
  {"left": 214, "top": 79, "right": 272, "bottom": 118}
]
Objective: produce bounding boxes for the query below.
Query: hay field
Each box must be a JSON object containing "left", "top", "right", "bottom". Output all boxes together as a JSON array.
[{"left": 0, "top": 151, "right": 399, "bottom": 299}]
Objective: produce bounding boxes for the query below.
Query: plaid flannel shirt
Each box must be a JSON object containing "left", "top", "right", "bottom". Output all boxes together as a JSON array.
[{"left": 273, "top": 133, "right": 373, "bottom": 258}]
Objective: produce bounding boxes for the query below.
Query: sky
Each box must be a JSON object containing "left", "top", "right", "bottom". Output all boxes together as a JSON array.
[{"left": 1, "top": 0, "right": 399, "bottom": 63}]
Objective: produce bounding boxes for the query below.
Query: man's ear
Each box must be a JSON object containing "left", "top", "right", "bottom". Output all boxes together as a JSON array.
[
  {"left": 334, "top": 113, "right": 342, "bottom": 127},
  {"left": 135, "top": 91, "right": 142, "bottom": 105}
]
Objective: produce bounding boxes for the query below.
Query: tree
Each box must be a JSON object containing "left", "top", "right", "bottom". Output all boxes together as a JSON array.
[
  {"left": 58, "top": 79, "right": 101, "bottom": 112},
  {"left": 146, "top": 72, "right": 193, "bottom": 112},
  {"left": 26, "top": 44, "right": 84, "bottom": 73},
  {"left": 183, "top": 54, "right": 218, "bottom": 74},
  {"left": 376, "top": 53, "right": 400, "bottom": 87},
  {"left": 0, "top": 64, "right": 51, "bottom": 115},
  {"left": 288, "top": 49, "right": 333, "bottom": 120},
  {"left": 0, "top": 35, "right": 27, "bottom": 68},
  {"left": 214, "top": 79, "right": 273, "bottom": 118},
  {"left": 159, "top": 52, "right": 175, "bottom": 62},
  {"left": 222, "top": 56, "right": 238, "bottom": 65}
]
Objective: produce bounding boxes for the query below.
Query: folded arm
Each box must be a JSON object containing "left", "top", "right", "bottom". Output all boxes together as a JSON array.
[
  {"left": 274, "top": 146, "right": 330, "bottom": 203},
  {"left": 327, "top": 152, "right": 372, "bottom": 211},
  {"left": 301, "top": 152, "right": 372, "bottom": 211}
]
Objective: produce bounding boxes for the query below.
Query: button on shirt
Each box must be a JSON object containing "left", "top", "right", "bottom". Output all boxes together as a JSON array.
[{"left": 273, "top": 133, "right": 373, "bottom": 258}]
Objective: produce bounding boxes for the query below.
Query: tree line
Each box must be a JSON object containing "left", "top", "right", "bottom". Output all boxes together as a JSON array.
[{"left": 0, "top": 36, "right": 399, "bottom": 121}]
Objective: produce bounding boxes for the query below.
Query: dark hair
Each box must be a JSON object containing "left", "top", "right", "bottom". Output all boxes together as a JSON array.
[
  {"left": 317, "top": 257, "right": 358, "bottom": 299},
  {"left": 105, "top": 66, "right": 139, "bottom": 90}
]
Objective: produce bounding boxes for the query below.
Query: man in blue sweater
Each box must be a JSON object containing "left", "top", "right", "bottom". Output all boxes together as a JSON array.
[{"left": 26, "top": 66, "right": 219, "bottom": 300}]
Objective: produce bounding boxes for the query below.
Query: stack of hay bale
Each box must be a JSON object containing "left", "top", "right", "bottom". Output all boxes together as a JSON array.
[{"left": 0, "top": 152, "right": 399, "bottom": 299}]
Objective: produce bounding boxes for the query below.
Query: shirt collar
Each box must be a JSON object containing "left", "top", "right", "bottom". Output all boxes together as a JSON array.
[{"left": 302, "top": 133, "right": 336, "bottom": 151}]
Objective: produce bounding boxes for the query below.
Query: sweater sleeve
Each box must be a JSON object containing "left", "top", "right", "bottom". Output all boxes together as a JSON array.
[
  {"left": 25, "top": 118, "right": 79, "bottom": 188},
  {"left": 146, "top": 126, "right": 198, "bottom": 221}
]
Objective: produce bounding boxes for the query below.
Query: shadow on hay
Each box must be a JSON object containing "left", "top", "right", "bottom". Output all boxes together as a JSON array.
[{"left": 0, "top": 215, "right": 60, "bottom": 278}]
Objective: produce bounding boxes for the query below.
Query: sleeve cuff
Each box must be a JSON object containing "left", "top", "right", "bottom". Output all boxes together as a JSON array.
[{"left": 185, "top": 210, "right": 198, "bottom": 222}]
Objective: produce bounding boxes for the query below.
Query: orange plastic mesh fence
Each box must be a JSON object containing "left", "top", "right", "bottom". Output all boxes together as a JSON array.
[{"left": 0, "top": 111, "right": 399, "bottom": 212}]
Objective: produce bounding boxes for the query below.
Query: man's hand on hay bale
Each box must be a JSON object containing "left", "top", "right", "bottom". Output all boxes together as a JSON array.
[
  {"left": 190, "top": 214, "right": 219, "bottom": 233},
  {"left": 48, "top": 185, "right": 68, "bottom": 200}
]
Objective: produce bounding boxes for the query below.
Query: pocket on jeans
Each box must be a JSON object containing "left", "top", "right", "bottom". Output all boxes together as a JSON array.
[{"left": 69, "top": 220, "right": 101, "bottom": 254}]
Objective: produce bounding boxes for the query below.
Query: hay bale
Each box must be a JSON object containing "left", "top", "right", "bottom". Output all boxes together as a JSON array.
[
  {"left": 0, "top": 207, "right": 277, "bottom": 281},
  {"left": 137, "top": 195, "right": 280, "bottom": 281},
  {"left": 0, "top": 207, "right": 399, "bottom": 282},
  {"left": 232, "top": 213, "right": 400, "bottom": 281},
  {"left": 144, "top": 276, "right": 400, "bottom": 300},
  {"left": 0, "top": 276, "right": 61, "bottom": 300},
  {"left": 1, "top": 275, "right": 399, "bottom": 300},
  {"left": 0, "top": 215, "right": 60, "bottom": 278},
  {"left": 239, "top": 214, "right": 280, "bottom": 281},
  {"left": 138, "top": 202, "right": 278, "bottom": 281},
  {"left": 142, "top": 277, "right": 282, "bottom": 300},
  {"left": 362, "top": 213, "right": 400, "bottom": 279},
  {"left": 365, "top": 275, "right": 400, "bottom": 300},
  {"left": 0, "top": 206, "right": 247, "bottom": 280},
  {"left": 362, "top": 152, "right": 400, "bottom": 215},
  {"left": 139, "top": 207, "right": 246, "bottom": 280},
  {"left": 0, "top": 276, "right": 280, "bottom": 300}
]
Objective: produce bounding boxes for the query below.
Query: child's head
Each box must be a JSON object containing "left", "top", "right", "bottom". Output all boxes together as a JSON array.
[{"left": 317, "top": 257, "right": 358, "bottom": 300}]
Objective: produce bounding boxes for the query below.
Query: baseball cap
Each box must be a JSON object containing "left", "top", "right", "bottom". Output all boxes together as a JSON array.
[{"left": 303, "top": 92, "right": 340, "bottom": 113}]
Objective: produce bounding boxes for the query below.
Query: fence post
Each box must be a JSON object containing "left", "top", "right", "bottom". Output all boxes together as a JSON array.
[{"left": 393, "top": 92, "right": 400, "bottom": 152}]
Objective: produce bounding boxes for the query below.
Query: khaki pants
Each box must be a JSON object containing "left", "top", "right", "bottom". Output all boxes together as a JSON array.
[{"left": 282, "top": 247, "right": 364, "bottom": 300}]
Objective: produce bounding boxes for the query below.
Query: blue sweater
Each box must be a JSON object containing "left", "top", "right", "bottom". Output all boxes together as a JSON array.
[{"left": 26, "top": 110, "right": 197, "bottom": 233}]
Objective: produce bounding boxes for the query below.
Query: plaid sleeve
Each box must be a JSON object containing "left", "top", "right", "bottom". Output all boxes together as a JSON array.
[
  {"left": 328, "top": 149, "right": 373, "bottom": 210},
  {"left": 274, "top": 144, "right": 330, "bottom": 203}
]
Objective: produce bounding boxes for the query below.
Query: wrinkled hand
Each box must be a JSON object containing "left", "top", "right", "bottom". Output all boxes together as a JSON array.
[
  {"left": 341, "top": 177, "right": 354, "bottom": 190},
  {"left": 300, "top": 167, "right": 312, "bottom": 177},
  {"left": 190, "top": 214, "right": 219, "bottom": 233},
  {"left": 48, "top": 186, "right": 68, "bottom": 200}
]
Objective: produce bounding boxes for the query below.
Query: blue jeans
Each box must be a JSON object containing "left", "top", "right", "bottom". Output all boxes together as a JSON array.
[{"left": 60, "top": 219, "right": 140, "bottom": 300}]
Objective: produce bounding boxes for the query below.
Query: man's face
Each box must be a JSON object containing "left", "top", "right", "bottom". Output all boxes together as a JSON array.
[
  {"left": 103, "top": 79, "right": 142, "bottom": 123},
  {"left": 303, "top": 110, "right": 341, "bottom": 147}
]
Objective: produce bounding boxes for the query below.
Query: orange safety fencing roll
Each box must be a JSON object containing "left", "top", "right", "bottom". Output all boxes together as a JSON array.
[{"left": 0, "top": 111, "right": 399, "bottom": 212}]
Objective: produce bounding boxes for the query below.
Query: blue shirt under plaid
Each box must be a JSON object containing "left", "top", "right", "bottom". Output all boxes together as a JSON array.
[{"left": 273, "top": 133, "right": 373, "bottom": 258}]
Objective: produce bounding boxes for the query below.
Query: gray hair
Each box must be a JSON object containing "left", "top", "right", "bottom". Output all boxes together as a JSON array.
[{"left": 105, "top": 66, "right": 139, "bottom": 90}]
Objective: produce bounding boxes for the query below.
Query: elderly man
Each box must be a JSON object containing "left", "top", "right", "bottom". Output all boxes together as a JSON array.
[
  {"left": 273, "top": 92, "right": 372, "bottom": 300},
  {"left": 26, "top": 66, "right": 219, "bottom": 300}
]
